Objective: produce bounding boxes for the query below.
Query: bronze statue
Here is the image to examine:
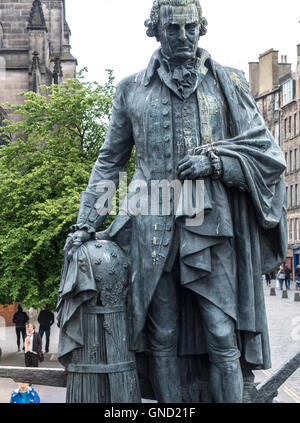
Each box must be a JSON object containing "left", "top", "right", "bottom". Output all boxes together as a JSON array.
[{"left": 57, "top": 0, "right": 287, "bottom": 403}]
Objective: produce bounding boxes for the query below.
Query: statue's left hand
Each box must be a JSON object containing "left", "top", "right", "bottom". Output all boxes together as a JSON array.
[
  {"left": 64, "top": 230, "right": 92, "bottom": 262},
  {"left": 178, "top": 155, "right": 212, "bottom": 180}
]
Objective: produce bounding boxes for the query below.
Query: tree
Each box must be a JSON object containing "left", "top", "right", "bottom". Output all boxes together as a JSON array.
[{"left": 0, "top": 70, "right": 136, "bottom": 309}]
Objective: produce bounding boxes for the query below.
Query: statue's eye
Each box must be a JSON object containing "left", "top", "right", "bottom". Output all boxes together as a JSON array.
[
  {"left": 186, "top": 23, "right": 197, "bottom": 32},
  {"left": 166, "top": 24, "right": 179, "bottom": 34}
]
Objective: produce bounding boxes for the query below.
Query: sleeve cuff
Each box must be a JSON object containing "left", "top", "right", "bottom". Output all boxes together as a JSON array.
[{"left": 70, "top": 223, "right": 96, "bottom": 234}]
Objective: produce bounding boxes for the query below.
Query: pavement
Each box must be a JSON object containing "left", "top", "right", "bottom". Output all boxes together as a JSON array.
[
  {"left": 0, "top": 280, "right": 300, "bottom": 403},
  {"left": 253, "top": 280, "right": 300, "bottom": 403}
]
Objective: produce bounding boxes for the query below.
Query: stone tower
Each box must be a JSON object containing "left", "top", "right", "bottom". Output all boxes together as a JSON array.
[{"left": 0, "top": 0, "right": 77, "bottom": 121}]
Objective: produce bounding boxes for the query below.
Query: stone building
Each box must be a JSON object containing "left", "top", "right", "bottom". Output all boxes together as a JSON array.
[
  {"left": 249, "top": 46, "right": 300, "bottom": 276},
  {"left": 0, "top": 0, "right": 77, "bottom": 122}
]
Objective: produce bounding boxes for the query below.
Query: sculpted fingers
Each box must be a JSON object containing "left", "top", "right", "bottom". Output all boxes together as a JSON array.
[{"left": 180, "top": 166, "right": 195, "bottom": 180}]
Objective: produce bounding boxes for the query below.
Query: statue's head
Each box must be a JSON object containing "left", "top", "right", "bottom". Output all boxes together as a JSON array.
[{"left": 145, "top": 0, "right": 207, "bottom": 63}]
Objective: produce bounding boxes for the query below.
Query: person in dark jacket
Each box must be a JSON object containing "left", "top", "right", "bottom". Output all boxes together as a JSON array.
[
  {"left": 10, "top": 383, "right": 40, "bottom": 403},
  {"left": 24, "top": 324, "right": 42, "bottom": 367},
  {"left": 12, "top": 305, "right": 29, "bottom": 352},
  {"left": 284, "top": 266, "right": 291, "bottom": 290},
  {"left": 295, "top": 265, "right": 300, "bottom": 290},
  {"left": 265, "top": 273, "right": 272, "bottom": 287},
  {"left": 38, "top": 305, "right": 55, "bottom": 353}
]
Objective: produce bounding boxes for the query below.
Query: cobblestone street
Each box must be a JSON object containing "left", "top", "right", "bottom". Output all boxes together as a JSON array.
[{"left": 0, "top": 279, "right": 300, "bottom": 403}]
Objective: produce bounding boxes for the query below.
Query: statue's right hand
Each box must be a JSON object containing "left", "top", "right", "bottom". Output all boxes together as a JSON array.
[{"left": 64, "top": 230, "right": 92, "bottom": 262}]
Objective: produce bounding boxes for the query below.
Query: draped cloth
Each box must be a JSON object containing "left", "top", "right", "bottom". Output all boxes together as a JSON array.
[{"left": 57, "top": 245, "right": 98, "bottom": 366}]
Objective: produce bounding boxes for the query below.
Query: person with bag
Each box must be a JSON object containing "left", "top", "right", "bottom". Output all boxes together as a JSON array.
[
  {"left": 10, "top": 383, "right": 40, "bottom": 403},
  {"left": 277, "top": 266, "right": 286, "bottom": 291},
  {"left": 24, "top": 323, "right": 42, "bottom": 368},
  {"left": 12, "top": 305, "right": 29, "bottom": 352}
]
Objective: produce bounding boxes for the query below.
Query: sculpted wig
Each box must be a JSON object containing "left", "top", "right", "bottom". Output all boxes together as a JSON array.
[{"left": 145, "top": 0, "right": 208, "bottom": 39}]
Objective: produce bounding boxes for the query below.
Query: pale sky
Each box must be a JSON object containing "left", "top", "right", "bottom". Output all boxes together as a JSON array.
[{"left": 65, "top": 0, "right": 300, "bottom": 85}]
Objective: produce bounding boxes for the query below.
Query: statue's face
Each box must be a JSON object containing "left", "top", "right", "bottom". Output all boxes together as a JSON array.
[{"left": 157, "top": 4, "right": 200, "bottom": 63}]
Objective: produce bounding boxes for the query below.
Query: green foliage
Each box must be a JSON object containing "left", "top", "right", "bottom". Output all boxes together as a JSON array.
[{"left": 0, "top": 69, "right": 136, "bottom": 310}]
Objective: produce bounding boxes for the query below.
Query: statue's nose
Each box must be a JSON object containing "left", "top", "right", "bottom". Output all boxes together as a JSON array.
[{"left": 179, "top": 26, "right": 187, "bottom": 41}]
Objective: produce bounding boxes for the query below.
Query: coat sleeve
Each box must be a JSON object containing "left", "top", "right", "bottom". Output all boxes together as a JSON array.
[
  {"left": 10, "top": 393, "right": 17, "bottom": 403},
  {"left": 73, "top": 76, "right": 135, "bottom": 233},
  {"left": 32, "top": 389, "right": 40, "bottom": 403},
  {"left": 35, "top": 332, "right": 42, "bottom": 352}
]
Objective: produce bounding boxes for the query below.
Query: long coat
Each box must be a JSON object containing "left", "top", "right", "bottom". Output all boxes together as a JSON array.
[{"left": 58, "top": 49, "right": 287, "bottom": 372}]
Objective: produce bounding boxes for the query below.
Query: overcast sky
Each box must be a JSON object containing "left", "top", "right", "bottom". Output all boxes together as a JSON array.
[{"left": 65, "top": 0, "right": 300, "bottom": 85}]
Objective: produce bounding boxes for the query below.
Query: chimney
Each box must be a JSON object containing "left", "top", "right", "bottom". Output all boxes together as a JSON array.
[{"left": 258, "top": 49, "right": 279, "bottom": 96}]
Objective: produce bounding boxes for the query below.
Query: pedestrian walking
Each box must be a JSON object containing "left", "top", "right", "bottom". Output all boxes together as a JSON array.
[
  {"left": 12, "top": 305, "right": 29, "bottom": 352},
  {"left": 10, "top": 383, "right": 40, "bottom": 403},
  {"left": 38, "top": 305, "right": 55, "bottom": 353},
  {"left": 277, "top": 266, "right": 286, "bottom": 291},
  {"left": 24, "top": 323, "right": 42, "bottom": 368},
  {"left": 265, "top": 273, "right": 271, "bottom": 287},
  {"left": 284, "top": 266, "right": 291, "bottom": 290}
]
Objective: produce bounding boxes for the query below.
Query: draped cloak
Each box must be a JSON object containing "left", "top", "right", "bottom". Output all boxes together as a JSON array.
[{"left": 57, "top": 49, "right": 288, "bottom": 382}]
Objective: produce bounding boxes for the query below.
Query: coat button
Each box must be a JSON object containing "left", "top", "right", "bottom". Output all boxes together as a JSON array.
[
  {"left": 164, "top": 136, "right": 171, "bottom": 143},
  {"left": 163, "top": 122, "right": 170, "bottom": 129},
  {"left": 162, "top": 98, "right": 168, "bottom": 105},
  {"left": 165, "top": 150, "right": 171, "bottom": 158},
  {"left": 163, "top": 108, "right": 169, "bottom": 116}
]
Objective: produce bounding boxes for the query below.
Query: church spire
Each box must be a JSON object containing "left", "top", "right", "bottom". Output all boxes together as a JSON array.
[{"left": 27, "top": 0, "right": 47, "bottom": 31}]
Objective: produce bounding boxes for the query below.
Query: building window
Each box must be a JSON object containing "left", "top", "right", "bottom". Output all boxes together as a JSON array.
[
  {"left": 290, "top": 185, "right": 293, "bottom": 207},
  {"left": 0, "top": 23, "right": 3, "bottom": 48},
  {"left": 290, "top": 219, "right": 294, "bottom": 242},
  {"left": 297, "top": 219, "right": 300, "bottom": 241},
  {"left": 282, "top": 79, "right": 294, "bottom": 106},
  {"left": 295, "top": 149, "right": 298, "bottom": 171},
  {"left": 274, "top": 122, "right": 280, "bottom": 144},
  {"left": 285, "top": 152, "right": 288, "bottom": 173},
  {"left": 290, "top": 150, "right": 293, "bottom": 172},
  {"left": 289, "top": 116, "right": 292, "bottom": 137},
  {"left": 294, "top": 114, "right": 297, "bottom": 137},
  {"left": 284, "top": 118, "right": 288, "bottom": 139},
  {"left": 296, "top": 184, "right": 298, "bottom": 207},
  {"left": 274, "top": 92, "right": 280, "bottom": 111}
]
